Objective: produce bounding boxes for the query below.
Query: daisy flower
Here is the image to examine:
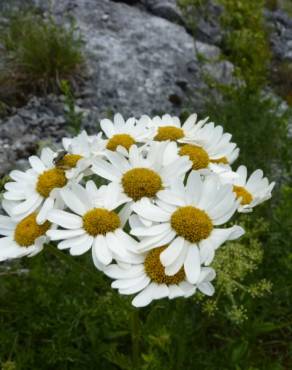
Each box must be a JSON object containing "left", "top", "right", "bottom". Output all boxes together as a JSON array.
[
  {"left": 46, "top": 181, "right": 143, "bottom": 270},
  {"left": 144, "top": 113, "right": 208, "bottom": 143},
  {"left": 0, "top": 200, "right": 52, "bottom": 261},
  {"left": 164, "top": 125, "right": 239, "bottom": 175},
  {"left": 91, "top": 143, "right": 192, "bottom": 222},
  {"left": 100, "top": 113, "right": 151, "bottom": 152},
  {"left": 62, "top": 130, "right": 106, "bottom": 179},
  {"left": 62, "top": 130, "right": 106, "bottom": 158},
  {"left": 105, "top": 250, "right": 216, "bottom": 307},
  {"left": 2, "top": 147, "right": 77, "bottom": 224},
  {"left": 130, "top": 171, "right": 244, "bottom": 284},
  {"left": 228, "top": 165, "right": 275, "bottom": 213}
]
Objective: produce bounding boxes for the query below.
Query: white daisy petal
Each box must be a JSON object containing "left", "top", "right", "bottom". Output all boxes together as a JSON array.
[
  {"left": 0, "top": 216, "right": 15, "bottom": 230},
  {"left": 100, "top": 119, "right": 116, "bottom": 138},
  {"left": 112, "top": 274, "right": 147, "bottom": 289},
  {"left": 184, "top": 244, "right": 201, "bottom": 284},
  {"left": 57, "top": 234, "right": 90, "bottom": 250},
  {"left": 168, "top": 285, "right": 184, "bottom": 299},
  {"left": 69, "top": 235, "right": 94, "bottom": 256},
  {"left": 104, "top": 264, "right": 144, "bottom": 279},
  {"left": 151, "top": 283, "right": 169, "bottom": 300},
  {"left": 165, "top": 243, "right": 188, "bottom": 276},
  {"left": 29, "top": 156, "right": 46, "bottom": 174},
  {"left": 198, "top": 282, "right": 215, "bottom": 296},
  {"left": 186, "top": 171, "right": 202, "bottom": 205},
  {"left": 179, "top": 281, "right": 196, "bottom": 295},
  {"left": 131, "top": 223, "right": 171, "bottom": 237},
  {"left": 61, "top": 188, "right": 88, "bottom": 215},
  {"left": 0, "top": 228, "right": 14, "bottom": 236},
  {"left": 93, "top": 235, "right": 112, "bottom": 265},
  {"left": 48, "top": 210, "right": 82, "bottom": 229},
  {"left": 47, "top": 229, "right": 85, "bottom": 241},
  {"left": 92, "top": 159, "right": 120, "bottom": 181},
  {"left": 11, "top": 194, "right": 42, "bottom": 216},
  {"left": 132, "top": 199, "right": 170, "bottom": 222},
  {"left": 157, "top": 190, "right": 185, "bottom": 207},
  {"left": 208, "top": 226, "right": 245, "bottom": 250},
  {"left": 132, "top": 283, "right": 156, "bottom": 307},
  {"left": 138, "top": 230, "right": 176, "bottom": 252},
  {"left": 36, "top": 197, "right": 55, "bottom": 225},
  {"left": 119, "top": 275, "right": 151, "bottom": 295},
  {"left": 160, "top": 237, "right": 184, "bottom": 266},
  {"left": 199, "top": 239, "right": 215, "bottom": 265}
]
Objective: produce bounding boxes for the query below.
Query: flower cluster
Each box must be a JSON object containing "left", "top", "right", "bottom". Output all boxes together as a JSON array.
[{"left": 0, "top": 113, "right": 275, "bottom": 307}]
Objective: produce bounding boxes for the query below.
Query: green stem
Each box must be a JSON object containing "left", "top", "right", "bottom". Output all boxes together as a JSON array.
[{"left": 131, "top": 309, "right": 140, "bottom": 368}]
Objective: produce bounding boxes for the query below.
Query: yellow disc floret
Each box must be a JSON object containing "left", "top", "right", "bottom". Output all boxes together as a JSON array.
[
  {"left": 210, "top": 156, "right": 228, "bottom": 164},
  {"left": 36, "top": 168, "right": 67, "bottom": 198},
  {"left": 56, "top": 154, "right": 83, "bottom": 169},
  {"left": 83, "top": 208, "right": 121, "bottom": 236},
  {"left": 144, "top": 246, "right": 185, "bottom": 284},
  {"left": 171, "top": 206, "right": 213, "bottom": 243},
  {"left": 233, "top": 185, "right": 253, "bottom": 205},
  {"left": 14, "top": 213, "right": 51, "bottom": 247},
  {"left": 106, "top": 134, "right": 135, "bottom": 151},
  {"left": 154, "top": 126, "right": 184, "bottom": 141},
  {"left": 179, "top": 144, "right": 209, "bottom": 170},
  {"left": 121, "top": 168, "right": 162, "bottom": 201}
]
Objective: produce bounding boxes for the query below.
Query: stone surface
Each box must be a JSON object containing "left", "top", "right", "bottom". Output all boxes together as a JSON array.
[
  {"left": 141, "top": 0, "right": 184, "bottom": 24},
  {"left": 0, "top": 0, "right": 237, "bottom": 175},
  {"left": 185, "top": 0, "right": 223, "bottom": 46},
  {"left": 0, "top": 96, "right": 68, "bottom": 175},
  {"left": 265, "top": 9, "right": 292, "bottom": 61}
]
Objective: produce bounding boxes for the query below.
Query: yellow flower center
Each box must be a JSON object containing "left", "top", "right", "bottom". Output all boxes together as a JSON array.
[
  {"left": 36, "top": 168, "right": 67, "bottom": 198},
  {"left": 144, "top": 246, "right": 185, "bottom": 284},
  {"left": 171, "top": 206, "right": 213, "bottom": 243},
  {"left": 56, "top": 154, "right": 83, "bottom": 169},
  {"left": 82, "top": 208, "right": 121, "bottom": 236},
  {"left": 154, "top": 126, "right": 184, "bottom": 141},
  {"left": 106, "top": 134, "right": 135, "bottom": 151},
  {"left": 14, "top": 213, "right": 51, "bottom": 247},
  {"left": 210, "top": 156, "right": 228, "bottom": 164},
  {"left": 179, "top": 144, "right": 209, "bottom": 170},
  {"left": 121, "top": 168, "right": 163, "bottom": 201},
  {"left": 233, "top": 185, "right": 253, "bottom": 205}
]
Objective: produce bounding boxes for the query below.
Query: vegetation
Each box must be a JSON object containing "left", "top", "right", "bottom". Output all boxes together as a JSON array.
[
  {"left": 60, "top": 80, "right": 84, "bottom": 135},
  {"left": 0, "top": 1, "right": 292, "bottom": 370},
  {"left": 218, "top": 0, "right": 270, "bottom": 87},
  {"left": 205, "top": 87, "right": 291, "bottom": 176},
  {"left": 0, "top": 11, "right": 83, "bottom": 106}
]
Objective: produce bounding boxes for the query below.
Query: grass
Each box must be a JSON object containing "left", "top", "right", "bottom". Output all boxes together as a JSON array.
[{"left": 0, "top": 11, "right": 83, "bottom": 106}]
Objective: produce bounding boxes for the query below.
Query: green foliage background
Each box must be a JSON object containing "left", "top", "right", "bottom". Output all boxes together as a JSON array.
[{"left": 0, "top": 1, "right": 292, "bottom": 369}]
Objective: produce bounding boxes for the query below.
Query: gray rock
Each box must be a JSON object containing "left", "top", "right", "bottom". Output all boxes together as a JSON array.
[
  {"left": 50, "top": 0, "right": 233, "bottom": 121},
  {"left": 141, "top": 0, "right": 184, "bottom": 25},
  {"left": 184, "top": 0, "right": 223, "bottom": 45},
  {"left": 0, "top": 96, "right": 69, "bottom": 176},
  {"left": 194, "top": 41, "right": 221, "bottom": 60},
  {"left": 0, "top": 0, "right": 235, "bottom": 175},
  {"left": 265, "top": 9, "right": 292, "bottom": 61}
]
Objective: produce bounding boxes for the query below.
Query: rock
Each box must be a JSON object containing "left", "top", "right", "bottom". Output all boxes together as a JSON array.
[
  {"left": 47, "top": 0, "right": 233, "bottom": 121},
  {"left": 184, "top": 0, "right": 223, "bottom": 45},
  {"left": 141, "top": 0, "right": 184, "bottom": 25},
  {"left": 265, "top": 9, "right": 292, "bottom": 61},
  {"left": 0, "top": 96, "right": 69, "bottom": 176},
  {"left": 0, "top": 0, "right": 235, "bottom": 175},
  {"left": 194, "top": 41, "right": 221, "bottom": 60}
]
